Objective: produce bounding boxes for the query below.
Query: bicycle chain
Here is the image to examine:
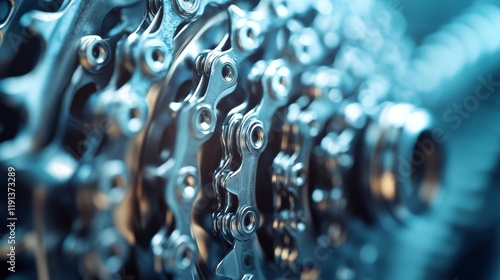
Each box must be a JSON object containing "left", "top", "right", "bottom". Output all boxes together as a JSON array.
[{"left": 0, "top": 0, "right": 447, "bottom": 279}]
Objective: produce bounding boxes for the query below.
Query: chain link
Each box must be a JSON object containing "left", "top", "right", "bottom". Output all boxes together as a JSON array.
[{"left": 0, "top": 0, "right": 448, "bottom": 279}]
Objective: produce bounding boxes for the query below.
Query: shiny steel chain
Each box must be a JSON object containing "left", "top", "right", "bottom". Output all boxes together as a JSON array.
[{"left": 0, "top": 0, "right": 446, "bottom": 279}]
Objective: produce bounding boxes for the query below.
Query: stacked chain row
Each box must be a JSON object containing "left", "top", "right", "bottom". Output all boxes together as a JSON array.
[{"left": 0, "top": 0, "right": 441, "bottom": 279}]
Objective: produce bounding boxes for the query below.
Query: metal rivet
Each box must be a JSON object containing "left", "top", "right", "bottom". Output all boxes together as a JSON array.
[
  {"left": 222, "top": 63, "right": 235, "bottom": 83},
  {"left": 79, "top": 36, "right": 110, "bottom": 72},
  {"left": 246, "top": 121, "right": 266, "bottom": 153},
  {"left": 174, "top": 0, "right": 199, "bottom": 17},
  {"left": 142, "top": 39, "right": 169, "bottom": 76}
]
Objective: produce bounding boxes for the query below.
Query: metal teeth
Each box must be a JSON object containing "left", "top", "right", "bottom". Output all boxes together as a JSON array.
[
  {"left": 148, "top": 0, "right": 163, "bottom": 18},
  {"left": 2, "top": 0, "right": 499, "bottom": 279}
]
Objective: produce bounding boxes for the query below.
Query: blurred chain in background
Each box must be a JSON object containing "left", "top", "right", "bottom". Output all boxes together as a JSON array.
[{"left": 0, "top": 0, "right": 499, "bottom": 279}]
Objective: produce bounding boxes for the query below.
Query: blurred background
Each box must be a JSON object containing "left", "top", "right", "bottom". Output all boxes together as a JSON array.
[{"left": 383, "top": 0, "right": 500, "bottom": 279}]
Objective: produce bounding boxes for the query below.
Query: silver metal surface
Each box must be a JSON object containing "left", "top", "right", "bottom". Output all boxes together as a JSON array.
[{"left": 2, "top": 0, "right": 499, "bottom": 279}]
